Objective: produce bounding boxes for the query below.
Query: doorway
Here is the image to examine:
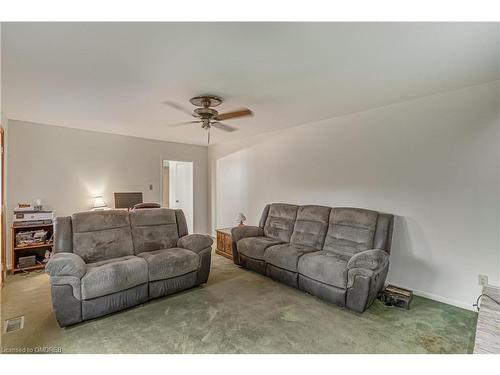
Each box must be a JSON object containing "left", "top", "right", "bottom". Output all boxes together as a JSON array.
[{"left": 161, "top": 160, "right": 194, "bottom": 234}]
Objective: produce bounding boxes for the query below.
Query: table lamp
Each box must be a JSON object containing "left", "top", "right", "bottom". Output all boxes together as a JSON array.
[
  {"left": 237, "top": 212, "right": 246, "bottom": 226},
  {"left": 93, "top": 196, "right": 107, "bottom": 210}
]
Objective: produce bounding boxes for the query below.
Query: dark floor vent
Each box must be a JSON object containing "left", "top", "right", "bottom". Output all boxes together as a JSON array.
[{"left": 4, "top": 316, "right": 24, "bottom": 333}]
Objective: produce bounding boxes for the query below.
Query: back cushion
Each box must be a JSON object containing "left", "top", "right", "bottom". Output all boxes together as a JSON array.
[
  {"left": 323, "top": 208, "right": 379, "bottom": 257},
  {"left": 264, "top": 203, "right": 299, "bottom": 242},
  {"left": 290, "top": 205, "right": 331, "bottom": 249},
  {"left": 72, "top": 210, "right": 134, "bottom": 263},
  {"left": 130, "top": 208, "right": 179, "bottom": 254}
]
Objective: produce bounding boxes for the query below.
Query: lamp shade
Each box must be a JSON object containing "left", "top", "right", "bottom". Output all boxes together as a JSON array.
[
  {"left": 237, "top": 212, "right": 246, "bottom": 223},
  {"left": 93, "top": 196, "right": 106, "bottom": 209}
]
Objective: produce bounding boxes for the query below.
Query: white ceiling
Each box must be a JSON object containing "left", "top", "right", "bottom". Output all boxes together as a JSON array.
[{"left": 2, "top": 22, "right": 499, "bottom": 146}]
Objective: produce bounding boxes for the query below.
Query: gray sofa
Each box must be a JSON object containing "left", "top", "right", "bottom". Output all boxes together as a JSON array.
[
  {"left": 231, "top": 203, "right": 393, "bottom": 312},
  {"left": 46, "top": 208, "right": 213, "bottom": 327}
]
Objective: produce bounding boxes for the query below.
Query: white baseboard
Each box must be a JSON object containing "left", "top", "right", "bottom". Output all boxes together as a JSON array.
[{"left": 387, "top": 281, "right": 476, "bottom": 312}]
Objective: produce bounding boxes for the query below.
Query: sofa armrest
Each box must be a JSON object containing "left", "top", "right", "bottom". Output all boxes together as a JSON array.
[
  {"left": 46, "top": 253, "right": 86, "bottom": 278},
  {"left": 345, "top": 249, "right": 390, "bottom": 312},
  {"left": 347, "top": 249, "right": 389, "bottom": 271},
  {"left": 231, "top": 226, "right": 264, "bottom": 243},
  {"left": 177, "top": 234, "right": 213, "bottom": 253}
]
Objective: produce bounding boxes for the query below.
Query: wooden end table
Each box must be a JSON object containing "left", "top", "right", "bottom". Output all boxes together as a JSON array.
[{"left": 215, "top": 227, "right": 233, "bottom": 260}]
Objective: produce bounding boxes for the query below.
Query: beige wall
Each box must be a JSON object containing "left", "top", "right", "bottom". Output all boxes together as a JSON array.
[
  {"left": 6, "top": 120, "right": 209, "bottom": 267},
  {"left": 209, "top": 81, "right": 500, "bottom": 310}
]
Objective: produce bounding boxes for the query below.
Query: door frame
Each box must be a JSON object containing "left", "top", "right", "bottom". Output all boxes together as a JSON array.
[
  {"left": 160, "top": 158, "right": 194, "bottom": 233},
  {"left": 1, "top": 127, "right": 6, "bottom": 286}
]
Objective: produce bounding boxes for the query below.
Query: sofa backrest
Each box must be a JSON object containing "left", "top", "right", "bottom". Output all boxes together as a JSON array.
[
  {"left": 55, "top": 208, "right": 190, "bottom": 262},
  {"left": 71, "top": 210, "right": 134, "bottom": 263},
  {"left": 373, "top": 213, "right": 394, "bottom": 254},
  {"left": 258, "top": 204, "right": 271, "bottom": 228},
  {"left": 290, "top": 205, "right": 331, "bottom": 249},
  {"left": 323, "top": 207, "right": 379, "bottom": 257},
  {"left": 259, "top": 203, "right": 394, "bottom": 255},
  {"left": 53, "top": 216, "right": 73, "bottom": 254},
  {"left": 263, "top": 203, "right": 299, "bottom": 242},
  {"left": 129, "top": 208, "right": 184, "bottom": 254}
]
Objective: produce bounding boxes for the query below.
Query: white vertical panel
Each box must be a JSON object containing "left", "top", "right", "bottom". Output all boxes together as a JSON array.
[{"left": 168, "top": 160, "right": 194, "bottom": 234}]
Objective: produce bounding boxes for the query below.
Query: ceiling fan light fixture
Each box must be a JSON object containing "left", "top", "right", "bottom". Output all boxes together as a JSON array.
[
  {"left": 194, "top": 107, "right": 218, "bottom": 117},
  {"left": 163, "top": 94, "right": 253, "bottom": 144}
]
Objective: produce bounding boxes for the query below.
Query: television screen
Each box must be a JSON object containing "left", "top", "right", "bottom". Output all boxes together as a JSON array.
[{"left": 114, "top": 192, "right": 143, "bottom": 209}]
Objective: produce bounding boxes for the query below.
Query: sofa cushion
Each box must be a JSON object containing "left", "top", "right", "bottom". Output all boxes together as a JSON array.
[
  {"left": 265, "top": 243, "right": 318, "bottom": 272},
  {"left": 323, "top": 208, "right": 379, "bottom": 257},
  {"left": 238, "top": 236, "right": 284, "bottom": 260},
  {"left": 72, "top": 210, "right": 134, "bottom": 263},
  {"left": 263, "top": 203, "right": 299, "bottom": 242},
  {"left": 138, "top": 248, "right": 199, "bottom": 281},
  {"left": 290, "top": 205, "right": 331, "bottom": 249},
  {"left": 297, "top": 251, "right": 351, "bottom": 288},
  {"left": 81, "top": 255, "right": 148, "bottom": 300},
  {"left": 130, "top": 208, "right": 180, "bottom": 254}
]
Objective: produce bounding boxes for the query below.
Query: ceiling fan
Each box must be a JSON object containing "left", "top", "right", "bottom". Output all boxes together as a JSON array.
[{"left": 164, "top": 95, "right": 253, "bottom": 144}]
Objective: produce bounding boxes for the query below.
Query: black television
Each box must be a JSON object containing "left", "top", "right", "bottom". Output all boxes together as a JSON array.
[{"left": 114, "top": 192, "right": 143, "bottom": 209}]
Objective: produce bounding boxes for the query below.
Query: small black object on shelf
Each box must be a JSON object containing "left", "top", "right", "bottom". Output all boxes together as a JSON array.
[{"left": 18, "top": 255, "right": 37, "bottom": 269}]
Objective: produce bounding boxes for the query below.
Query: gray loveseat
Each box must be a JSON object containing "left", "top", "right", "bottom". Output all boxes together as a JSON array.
[
  {"left": 46, "top": 208, "right": 213, "bottom": 327},
  {"left": 231, "top": 203, "right": 393, "bottom": 312}
]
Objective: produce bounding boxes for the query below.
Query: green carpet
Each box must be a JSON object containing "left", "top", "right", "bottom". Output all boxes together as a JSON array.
[{"left": 0, "top": 251, "right": 477, "bottom": 353}]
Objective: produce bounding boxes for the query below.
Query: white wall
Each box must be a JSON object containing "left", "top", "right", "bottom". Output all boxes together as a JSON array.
[
  {"left": 209, "top": 81, "right": 500, "bottom": 310},
  {"left": 7, "top": 120, "right": 209, "bottom": 267}
]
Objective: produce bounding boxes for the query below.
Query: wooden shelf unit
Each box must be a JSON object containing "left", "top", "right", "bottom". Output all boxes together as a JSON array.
[{"left": 11, "top": 222, "right": 53, "bottom": 274}]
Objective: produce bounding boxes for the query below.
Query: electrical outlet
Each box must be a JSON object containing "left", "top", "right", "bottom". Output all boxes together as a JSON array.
[
  {"left": 149, "top": 184, "right": 153, "bottom": 190},
  {"left": 478, "top": 274, "right": 488, "bottom": 286}
]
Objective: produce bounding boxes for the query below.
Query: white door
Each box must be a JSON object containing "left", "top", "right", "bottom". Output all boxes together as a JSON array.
[{"left": 167, "top": 161, "right": 194, "bottom": 234}]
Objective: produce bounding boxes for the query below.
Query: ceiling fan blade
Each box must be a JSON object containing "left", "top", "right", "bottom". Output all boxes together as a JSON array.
[
  {"left": 211, "top": 122, "right": 237, "bottom": 132},
  {"left": 162, "top": 100, "right": 194, "bottom": 116},
  {"left": 214, "top": 108, "right": 253, "bottom": 121},
  {"left": 167, "top": 120, "right": 201, "bottom": 127}
]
